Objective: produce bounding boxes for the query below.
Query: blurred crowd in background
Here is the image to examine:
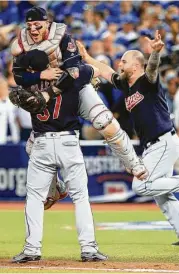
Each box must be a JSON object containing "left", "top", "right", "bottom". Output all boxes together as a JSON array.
[{"left": 0, "top": 0, "right": 179, "bottom": 145}]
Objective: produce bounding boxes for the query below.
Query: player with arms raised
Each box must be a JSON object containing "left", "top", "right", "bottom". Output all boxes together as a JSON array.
[{"left": 78, "top": 30, "right": 179, "bottom": 244}]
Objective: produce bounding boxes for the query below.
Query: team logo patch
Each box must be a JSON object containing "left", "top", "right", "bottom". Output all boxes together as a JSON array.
[
  {"left": 67, "top": 40, "right": 76, "bottom": 52},
  {"left": 67, "top": 67, "right": 79, "bottom": 79},
  {"left": 125, "top": 91, "right": 144, "bottom": 112}
]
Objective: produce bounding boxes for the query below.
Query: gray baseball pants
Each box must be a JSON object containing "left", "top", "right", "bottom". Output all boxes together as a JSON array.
[
  {"left": 132, "top": 131, "right": 179, "bottom": 237},
  {"left": 24, "top": 132, "right": 97, "bottom": 255}
]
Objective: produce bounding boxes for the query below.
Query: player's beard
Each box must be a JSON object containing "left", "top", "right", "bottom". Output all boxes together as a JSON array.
[
  {"left": 124, "top": 71, "right": 133, "bottom": 81},
  {"left": 119, "top": 69, "right": 126, "bottom": 80},
  {"left": 120, "top": 70, "right": 131, "bottom": 81}
]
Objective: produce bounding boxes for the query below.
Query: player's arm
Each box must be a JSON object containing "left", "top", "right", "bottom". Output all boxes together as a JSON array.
[
  {"left": 76, "top": 41, "right": 115, "bottom": 82},
  {"left": 77, "top": 41, "right": 125, "bottom": 90},
  {"left": 13, "top": 57, "right": 41, "bottom": 86},
  {"left": 60, "top": 33, "right": 83, "bottom": 73},
  {"left": 60, "top": 33, "right": 99, "bottom": 78},
  {"left": 145, "top": 30, "right": 164, "bottom": 83},
  {"left": 13, "top": 54, "right": 61, "bottom": 87},
  {"left": 59, "top": 33, "right": 99, "bottom": 88}
]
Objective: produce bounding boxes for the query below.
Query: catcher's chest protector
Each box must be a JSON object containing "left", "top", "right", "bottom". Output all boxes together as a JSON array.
[{"left": 20, "top": 22, "right": 66, "bottom": 67}]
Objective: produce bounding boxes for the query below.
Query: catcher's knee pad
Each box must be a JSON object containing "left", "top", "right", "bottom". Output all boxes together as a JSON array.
[{"left": 89, "top": 104, "right": 113, "bottom": 130}]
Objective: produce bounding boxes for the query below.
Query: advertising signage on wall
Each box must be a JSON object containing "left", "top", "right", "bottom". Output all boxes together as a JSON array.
[{"left": 0, "top": 141, "right": 154, "bottom": 202}]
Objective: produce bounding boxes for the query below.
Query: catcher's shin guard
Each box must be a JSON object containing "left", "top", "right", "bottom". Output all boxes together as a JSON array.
[{"left": 100, "top": 118, "right": 147, "bottom": 178}]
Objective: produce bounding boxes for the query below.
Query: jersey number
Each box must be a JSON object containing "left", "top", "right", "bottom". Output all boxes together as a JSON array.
[{"left": 37, "top": 95, "right": 62, "bottom": 121}]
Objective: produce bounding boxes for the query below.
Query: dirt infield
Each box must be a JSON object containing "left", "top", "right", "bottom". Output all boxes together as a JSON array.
[
  {"left": 0, "top": 259, "right": 179, "bottom": 272},
  {"left": 0, "top": 202, "right": 159, "bottom": 211}
]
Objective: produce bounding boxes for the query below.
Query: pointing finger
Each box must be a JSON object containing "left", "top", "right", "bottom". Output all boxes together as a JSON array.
[{"left": 155, "top": 30, "right": 159, "bottom": 40}]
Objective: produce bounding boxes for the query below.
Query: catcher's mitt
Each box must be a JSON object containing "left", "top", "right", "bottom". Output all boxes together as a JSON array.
[
  {"left": 9, "top": 86, "right": 47, "bottom": 114},
  {"left": 44, "top": 179, "right": 68, "bottom": 210}
]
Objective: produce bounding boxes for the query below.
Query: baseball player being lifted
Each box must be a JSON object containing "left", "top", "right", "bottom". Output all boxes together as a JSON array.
[{"left": 77, "top": 30, "right": 179, "bottom": 244}]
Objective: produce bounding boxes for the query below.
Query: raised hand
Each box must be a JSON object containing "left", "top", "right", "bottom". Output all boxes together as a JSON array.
[
  {"left": 76, "top": 41, "right": 88, "bottom": 61},
  {"left": 144, "top": 30, "right": 164, "bottom": 52}
]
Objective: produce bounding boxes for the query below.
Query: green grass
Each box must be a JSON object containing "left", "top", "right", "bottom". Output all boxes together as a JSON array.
[{"left": 0, "top": 208, "right": 178, "bottom": 263}]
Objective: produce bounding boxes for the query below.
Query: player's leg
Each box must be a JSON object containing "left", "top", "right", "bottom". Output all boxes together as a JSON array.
[
  {"left": 132, "top": 134, "right": 179, "bottom": 240},
  {"left": 79, "top": 84, "right": 147, "bottom": 179},
  {"left": 155, "top": 193, "right": 179, "bottom": 239},
  {"left": 145, "top": 164, "right": 179, "bottom": 241},
  {"left": 12, "top": 137, "right": 56, "bottom": 263},
  {"left": 153, "top": 165, "right": 179, "bottom": 239},
  {"left": 132, "top": 134, "right": 179, "bottom": 197},
  {"left": 57, "top": 134, "right": 107, "bottom": 261},
  {"left": 25, "top": 161, "right": 55, "bottom": 253},
  {"left": 26, "top": 132, "right": 68, "bottom": 210}
]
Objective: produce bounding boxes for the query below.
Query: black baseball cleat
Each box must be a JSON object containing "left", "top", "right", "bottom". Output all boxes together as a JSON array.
[
  {"left": 12, "top": 252, "right": 41, "bottom": 263},
  {"left": 172, "top": 241, "right": 179, "bottom": 246},
  {"left": 81, "top": 251, "right": 108, "bottom": 262}
]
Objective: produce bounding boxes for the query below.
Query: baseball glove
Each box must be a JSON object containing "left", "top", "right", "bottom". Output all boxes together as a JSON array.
[
  {"left": 9, "top": 86, "right": 47, "bottom": 114},
  {"left": 44, "top": 178, "right": 68, "bottom": 210}
]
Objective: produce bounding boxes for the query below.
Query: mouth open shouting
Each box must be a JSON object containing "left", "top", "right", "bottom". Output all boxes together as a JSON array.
[{"left": 26, "top": 21, "right": 49, "bottom": 43}]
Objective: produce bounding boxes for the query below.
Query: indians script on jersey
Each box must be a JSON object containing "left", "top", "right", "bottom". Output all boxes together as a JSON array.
[{"left": 125, "top": 91, "right": 144, "bottom": 112}]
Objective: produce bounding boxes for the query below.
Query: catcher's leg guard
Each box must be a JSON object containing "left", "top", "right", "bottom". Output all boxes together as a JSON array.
[
  {"left": 89, "top": 105, "right": 147, "bottom": 177},
  {"left": 101, "top": 119, "right": 144, "bottom": 175},
  {"left": 44, "top": 174, "right": 68, "bottom": 210}
]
